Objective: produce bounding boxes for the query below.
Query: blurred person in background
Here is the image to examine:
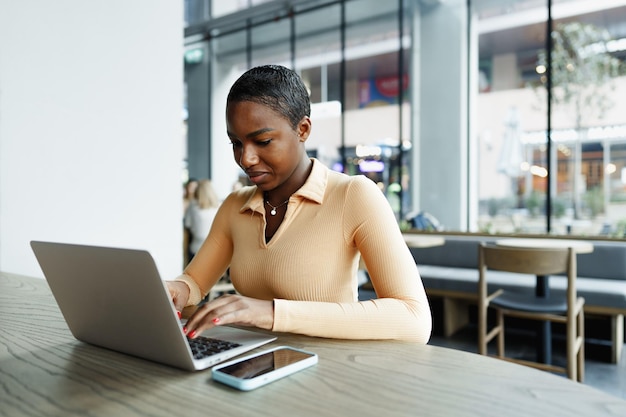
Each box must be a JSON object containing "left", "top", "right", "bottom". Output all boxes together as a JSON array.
[
  {"left": 184, "top": 179, "right": 220, "bottom": 260},
  {"left": 182, "top": 178, "right": 199, "bottom": 265},
  {"left": 183, "top": 178, "right": 199, "bottom": 214}
]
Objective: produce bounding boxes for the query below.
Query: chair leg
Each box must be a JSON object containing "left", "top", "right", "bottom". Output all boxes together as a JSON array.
[
  {"left": 578, "top": 310, "right": 585, "bottom": 383},
  {"left": 566, "top": 316, "right": 576, "bottom": 381},
  {"left": 496, "top": 309, "right": 505, "bottom": 358},
  {"left": 478, "top": 305, "right": 487, "bottom": 356},
  {"left": 610, "top": 314, "right": 623, "bottom": 364}
]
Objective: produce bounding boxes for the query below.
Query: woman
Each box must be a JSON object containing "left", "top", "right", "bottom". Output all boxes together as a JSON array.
[
  {"left": 184, "top": 179, "right": 220, "bottom": 260},
  {"left": 167, "top": 65, "right": 431, "bottom": 343},
  {"left": 182, "top": 178, "right": 198, "bottom": 214}
]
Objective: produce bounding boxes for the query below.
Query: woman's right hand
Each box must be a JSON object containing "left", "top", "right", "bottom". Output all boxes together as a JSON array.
[{"left": 166, "top": 280, "right": 191, "bottom": 316}]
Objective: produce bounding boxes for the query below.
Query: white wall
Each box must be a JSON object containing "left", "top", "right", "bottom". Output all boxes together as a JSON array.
[{"left": 0, "top": 1, "right": 184, "bottom": 279}]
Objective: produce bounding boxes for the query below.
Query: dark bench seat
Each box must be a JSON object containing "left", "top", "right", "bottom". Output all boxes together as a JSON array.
[{"left": 406, "top": 233, "right": 626, "bottom": 363}]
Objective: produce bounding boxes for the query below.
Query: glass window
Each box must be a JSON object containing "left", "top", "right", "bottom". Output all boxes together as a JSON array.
[
  {"left": 185, "top": 0, "right": 208, "bottom": 27},
  {"left": 475, "top": 0, "right": 549, "bottom": 234},
  {"left": 294, "top": 4, "right": 342, "bottom": 172},
  {"left": 250, "top": 15, "right": 290, "bottom": 67},
  {"left": 212, "top": 0, "right": 275, "bottom": 19},
  {"left": 184, "top": 0, "right": 626, "bottom": 239},
  {"left": 474, "top": 0, "right": 626, "bottom": 237},
  {"left": 209, "top": 30, "right": 249, "bottom": 196},
  {"left": 344, "top": 0, "right": 408, "bottom": 219}
]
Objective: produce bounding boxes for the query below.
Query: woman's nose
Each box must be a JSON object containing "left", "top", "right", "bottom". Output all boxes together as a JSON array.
[{"left": 239, "top": 144, "right": 258, "bottom": 168}]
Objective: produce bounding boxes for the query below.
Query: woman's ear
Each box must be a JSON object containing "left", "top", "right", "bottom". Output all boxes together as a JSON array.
[{"left": 297, "top": 116, "right": 312, "bottom": 142}]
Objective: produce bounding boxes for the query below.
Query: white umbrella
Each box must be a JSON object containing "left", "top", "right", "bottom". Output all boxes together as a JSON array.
[{"left": 497, "top": 107, "right": 525, "bottom": 178}]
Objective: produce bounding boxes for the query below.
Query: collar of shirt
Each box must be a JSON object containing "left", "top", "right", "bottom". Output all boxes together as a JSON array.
[{"left": 239, "top": 158, "right": 327, "bottom": 215}]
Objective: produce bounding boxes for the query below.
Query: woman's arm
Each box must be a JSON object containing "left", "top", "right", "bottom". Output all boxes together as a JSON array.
[{"left": 273, "top": 176, "right": 432, "bottom": 343}]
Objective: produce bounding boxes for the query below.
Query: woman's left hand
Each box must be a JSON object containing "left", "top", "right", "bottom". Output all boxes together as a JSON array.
[{"left": 183, "top": 294, "right": 274, "bottom": 339}]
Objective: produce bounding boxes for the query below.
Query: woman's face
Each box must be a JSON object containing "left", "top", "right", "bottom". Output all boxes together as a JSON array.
[
  {"left": 226, "top": 101, "right": 310, "bottom": 193},
  {"left": 185, "top": 180, "right": 198, "bottom": 198}
]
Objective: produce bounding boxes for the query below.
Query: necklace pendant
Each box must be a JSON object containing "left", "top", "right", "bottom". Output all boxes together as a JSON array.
[{"left": 270, "top": 208, "right": 277, "bottom": 216}]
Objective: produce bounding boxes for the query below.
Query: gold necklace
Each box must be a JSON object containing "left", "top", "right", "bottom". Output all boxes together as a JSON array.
[{"left": 265, "top": 196, "right": 289, "bottom": 216}]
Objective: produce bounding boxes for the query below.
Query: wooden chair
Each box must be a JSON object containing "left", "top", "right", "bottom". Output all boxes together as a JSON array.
[
  {"left": 477, "top": 243, "right": 585, "bottom": 382},
  {"left": 207, "top": 270, "right": 236, "bottom": 301}
]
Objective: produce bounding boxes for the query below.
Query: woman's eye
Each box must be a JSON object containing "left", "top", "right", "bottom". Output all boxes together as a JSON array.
[{"left": 258, "top": 139, "right": 271, "bottom": 146}]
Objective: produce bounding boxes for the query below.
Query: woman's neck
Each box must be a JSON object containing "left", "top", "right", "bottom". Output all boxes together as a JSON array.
[{"left": 267, "top": 157, "right": 313, "bottom": 203}]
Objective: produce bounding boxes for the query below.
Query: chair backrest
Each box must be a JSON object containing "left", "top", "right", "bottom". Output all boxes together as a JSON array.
[
  {"left": 480, "top": 243, "right": 573, "bottom": 276},
  {"left": 478, "top": 242, "right": 577, "bottom": 307}
]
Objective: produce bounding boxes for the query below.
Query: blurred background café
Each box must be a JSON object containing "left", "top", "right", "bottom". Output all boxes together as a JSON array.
[
  {"left": 4, "top": 0, "right": 626, "bottom": 277},
  {"left": 3, "top": 0, "right": 626, "bottom": 399},
  {"left": 183, "top": 0, "right": 626, "bottom": 238}
]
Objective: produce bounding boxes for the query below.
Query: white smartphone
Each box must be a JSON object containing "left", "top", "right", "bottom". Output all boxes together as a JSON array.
[{"left": 211, "top": 346, "right": 318, "bottom": 391}]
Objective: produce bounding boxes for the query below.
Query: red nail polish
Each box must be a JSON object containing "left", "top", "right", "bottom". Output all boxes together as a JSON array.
[
  {"left": 183, "top": 326, "right": 187, "bottom": 334},
  {"left": 177, "top": 311, "right": 182, "bottom": 319},
  {"left": 212, "top": 317, "right": 220, "bottom": 324},
  {"left": 188, "top": 330, "right": 197, "bottom": 338}
]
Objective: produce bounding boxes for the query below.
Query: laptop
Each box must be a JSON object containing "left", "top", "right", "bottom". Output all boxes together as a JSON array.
[{"left": 30, "top": 240, "right": 276, "bottom": 371}]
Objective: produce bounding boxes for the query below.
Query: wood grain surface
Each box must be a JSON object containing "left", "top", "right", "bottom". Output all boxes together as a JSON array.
[{"left": 1, "top": 272, "right": 625, "bottom": 417}]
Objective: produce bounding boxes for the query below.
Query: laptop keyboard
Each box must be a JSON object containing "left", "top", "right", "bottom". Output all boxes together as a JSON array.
[{"left": 187, "top": 336, "right": 242, "bottom": 360}]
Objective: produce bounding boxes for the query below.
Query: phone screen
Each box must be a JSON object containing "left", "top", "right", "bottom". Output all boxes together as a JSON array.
[{"left": 216, "top": 348, "right": 315, "bottom": 379}]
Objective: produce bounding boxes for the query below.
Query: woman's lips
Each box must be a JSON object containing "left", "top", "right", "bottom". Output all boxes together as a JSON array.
[{"left": 246, "top": 171, "right": 268, "bottom": 184}]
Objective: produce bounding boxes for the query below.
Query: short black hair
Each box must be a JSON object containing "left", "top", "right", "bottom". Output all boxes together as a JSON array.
[{"left": 226, "top": 65, "right": 310, "bottom": 130}]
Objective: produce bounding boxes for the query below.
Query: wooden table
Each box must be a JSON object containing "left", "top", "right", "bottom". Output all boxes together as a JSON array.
[
  {"left": 2, "top": 272, "right": 625, "bottom": 417},
  {"left": 359, "top": 234, "right": 444, "bottom": 273},
  {"left": 496, "top": 238, "right": 593, "bottom": 253},
  {"left": 403, "top": 233, "right": 445, "bottom": 248},
  {"left": 495, "top": 238, "right": 594, "bottom": 364}
]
